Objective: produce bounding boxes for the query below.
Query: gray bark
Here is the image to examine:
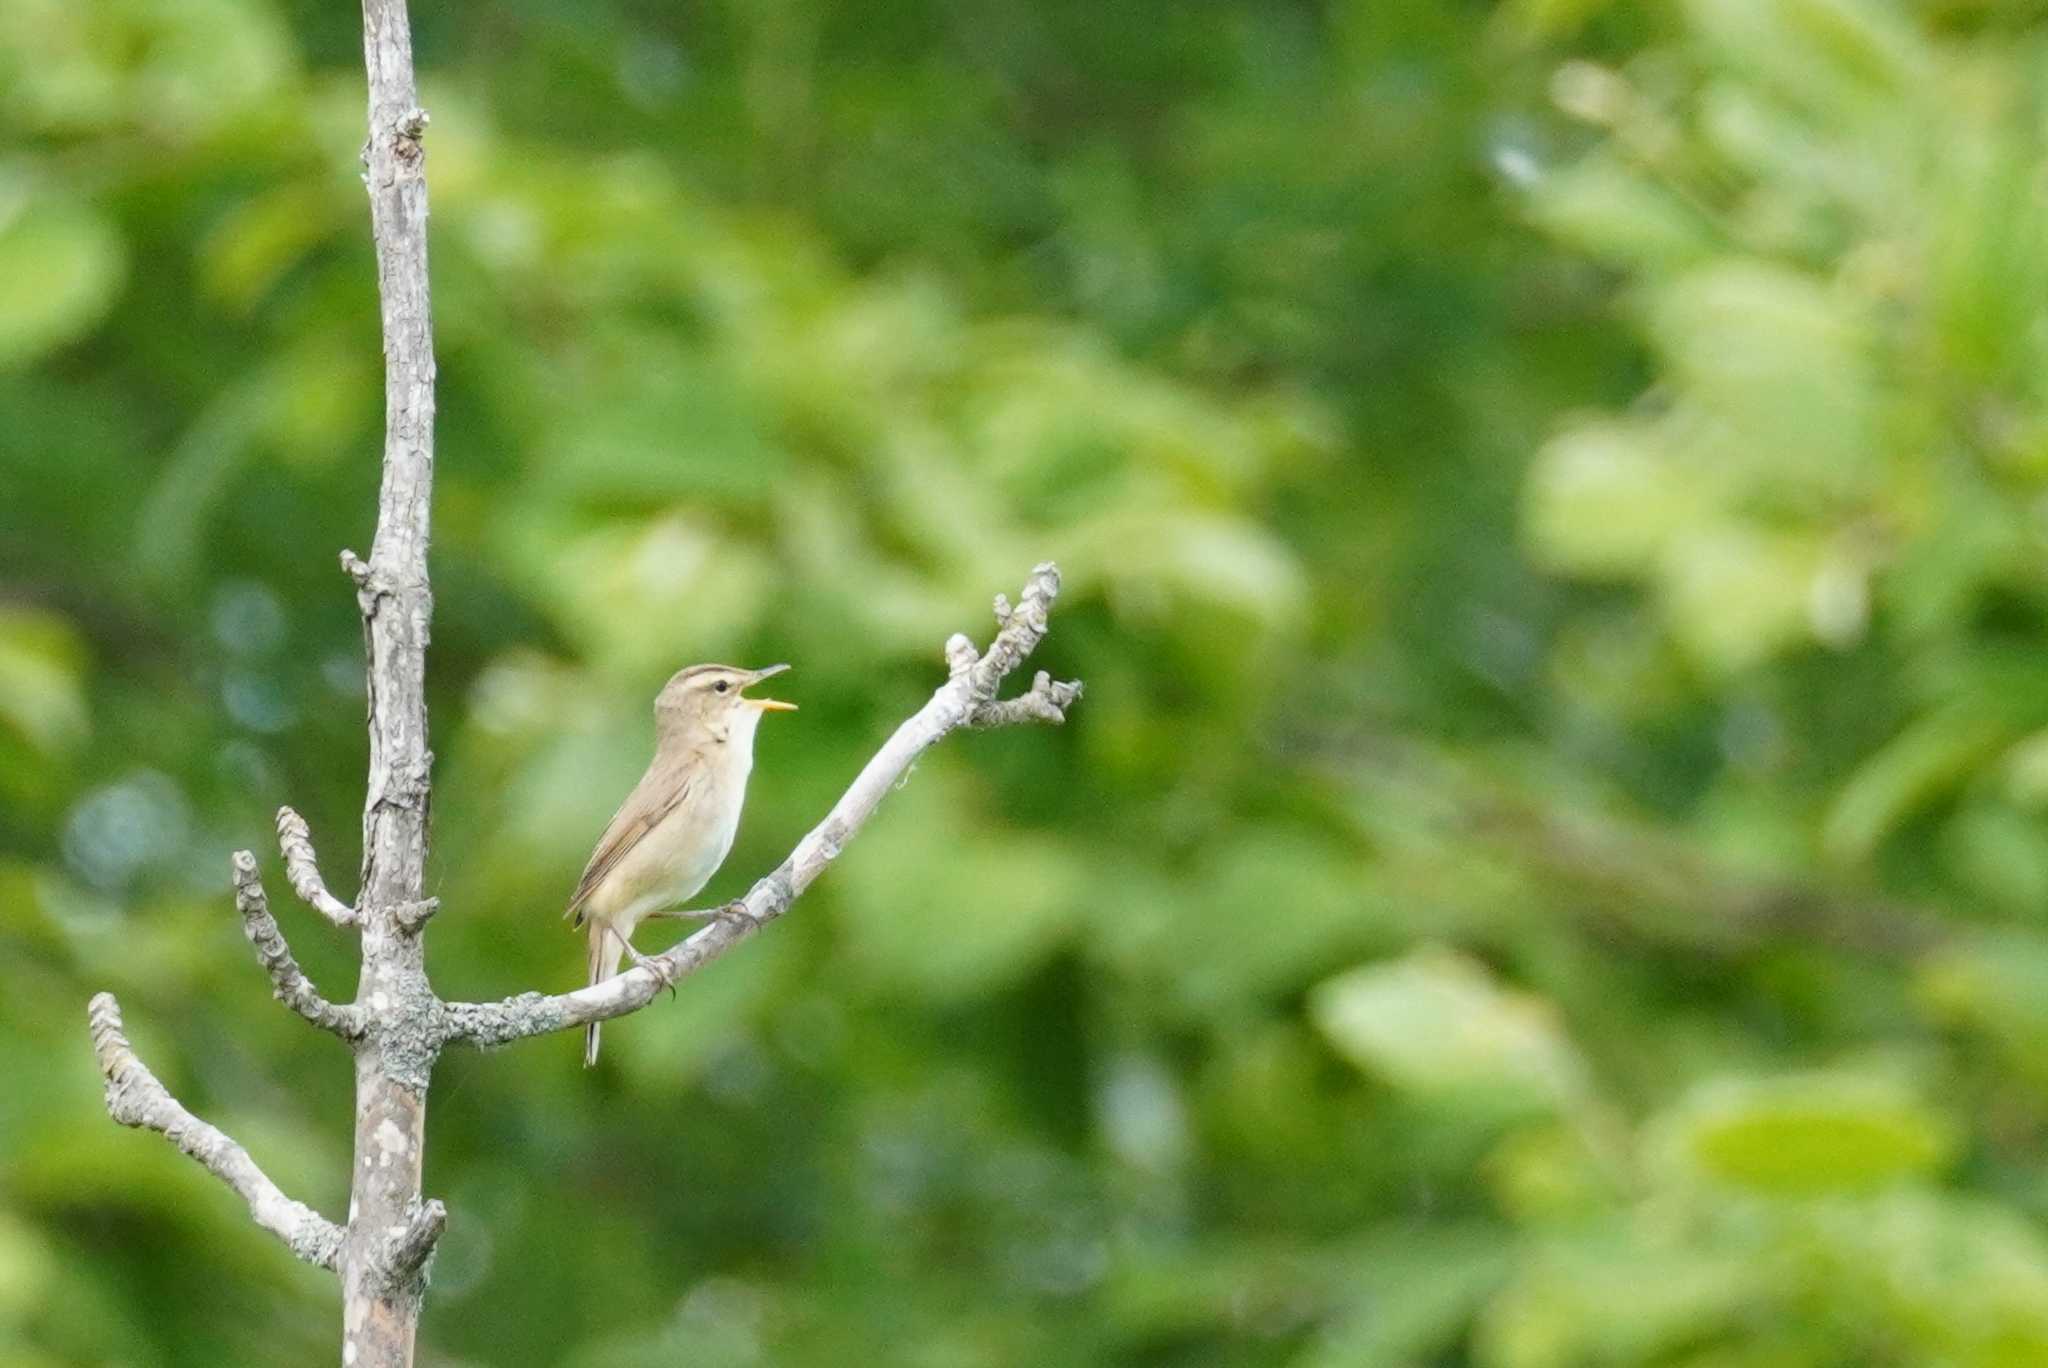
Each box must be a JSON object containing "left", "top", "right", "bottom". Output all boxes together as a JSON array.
[
  {"left": 88, "top": 993, "right": 346, "bottom": 1271},
  {"left": 278, "top": 805, "right": 359, "bottom": 926},
  {"left": 233, "top": 850, "right": 363, "bottom": 1040},
  {"left": 340, "top": 0, "right": 441, "bottom": 1360}
]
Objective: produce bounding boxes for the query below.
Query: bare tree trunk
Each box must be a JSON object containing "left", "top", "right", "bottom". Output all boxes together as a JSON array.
[
  {"left": 341, "top": 0, "right": 442, "bottom": 1361},
  {"left": 82, "top": 2, "right": 1081, "bottom": 1364}
]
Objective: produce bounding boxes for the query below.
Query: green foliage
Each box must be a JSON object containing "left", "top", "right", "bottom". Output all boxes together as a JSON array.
[
  {"left": 10, "top": 0, "right": 2048, "bottom": 1363},
  {"left": 1653, "top": 1073, "right": 1953, "bottom": 1194},
  {"left": 1313, "top": 948, "right": 1590, "bottom": 1122}
]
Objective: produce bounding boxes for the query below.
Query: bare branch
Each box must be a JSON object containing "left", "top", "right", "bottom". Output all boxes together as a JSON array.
[
  {"left": 969, "top": 669, "right": 1083, "bottom": 728},
  {"left": 440, "top": 562, "right": 1082, "bottom": 1049},
  {"left": 392, "top": 897, "right": 440, "bottom": 933},
  {"left": 276, "top": 807, "right": 358, "bottom": 928},
  {"left": 970, "top": 562, "right": 1060, "bottom": 698},
  {"left": 380, "top": 1198, "right": 446, "bottom": 1284},
  {"left": 945, "top": 632, "right": 979, "bottom": 680},
  {"left": 87, "top": 993, "right": 345, "bottom": 1271},
  {"left": 340, "top": 547, "right": 374, "bottom": 587},
  {"left": 232, "top": 852, "right": 362, "bottom": 1039},
  {"left": 437, "top": 910, "right": 759, "bottom": 1047}
]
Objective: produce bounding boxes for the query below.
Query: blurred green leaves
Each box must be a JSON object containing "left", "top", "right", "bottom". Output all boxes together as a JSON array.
[
  {"left": 1313, "top": 948, "right": 1589, "bottom": 1121},
  {"left": 1653, "top": 1073, "right": 1953, "bottom": 1194},
  {"left": 0, "top": 608, "right": 87, "bottom": 758},
  {"left": 0, "top": 0, "right": 295, "bottom": 141},
  {"left": 0, "top": 192, "right": 124, "bottom": 371},
  {"left": 834, "top": 766, "right": 1085, "bottom": 1003},
  {"left": 1526, "top": 154, "right": 1715, "bottom": 272}
]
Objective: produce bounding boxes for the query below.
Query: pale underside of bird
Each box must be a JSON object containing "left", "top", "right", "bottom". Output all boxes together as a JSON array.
[{"left": 567, "top": 662, "right": 795, "bottom": 1066}]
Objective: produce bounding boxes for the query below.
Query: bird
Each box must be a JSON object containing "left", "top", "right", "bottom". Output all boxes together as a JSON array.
[{"left": 566, "top": 662, "right": 796, "bottom": 1066}]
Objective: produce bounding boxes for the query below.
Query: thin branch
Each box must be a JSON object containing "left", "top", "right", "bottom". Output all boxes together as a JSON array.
[
  {"left": 276, "top": 806, "right": 359, "bottom": 928},
  {"left": 439, "top": 562, "right": 1081, "bottom": 1049},
  {"left": 945, "top": 632, "right": 979, "bottom": 680},
  {"left": 340, "top": 548, "right": 374, "bottom": 588},
  {"left": 380, "top": 1198, "right": 446, "bottom": 1283},
  {"left": 969, "top": 670, "right": 1083, "bottom": 728},
  {"left": 233, "top": 852, "right": 362, "bottom": 1040},
  {"left": 392, "top": 897, "right": 440, "bottom": 933},
  {"left": 970, "top": 563, "right": 1062, "bottom": 698},
  {"left": 87, "top": 993, "right": 345, "bottom": 1271}
]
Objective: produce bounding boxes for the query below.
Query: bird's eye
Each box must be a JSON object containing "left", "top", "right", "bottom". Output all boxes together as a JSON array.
[{"left": 713, "top": 680, "right": 729, "bottom": 694}]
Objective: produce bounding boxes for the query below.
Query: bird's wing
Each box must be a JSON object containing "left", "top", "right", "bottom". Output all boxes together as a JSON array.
[{"left": 564, "top": 765, "right": 695, "bottom": 927}]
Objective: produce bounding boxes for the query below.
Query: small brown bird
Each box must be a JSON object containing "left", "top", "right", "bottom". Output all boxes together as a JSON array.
[{"left": 567, "top": 663, "right": 796, "bottom": 1066}]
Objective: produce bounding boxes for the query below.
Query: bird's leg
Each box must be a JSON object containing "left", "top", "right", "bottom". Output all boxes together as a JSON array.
[
  {"left": 645, "top": 900, "right": 753, "bottom": 928},
  {"left": 615, "top": 928, "right": 679, "bottom": 1001}
]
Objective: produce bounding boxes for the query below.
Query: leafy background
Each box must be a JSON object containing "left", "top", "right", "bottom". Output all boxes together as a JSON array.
[{"left": 8, "top": 0, "right": 2048, "bottom": 1363}]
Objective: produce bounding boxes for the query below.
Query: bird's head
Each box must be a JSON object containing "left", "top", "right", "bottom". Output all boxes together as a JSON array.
[{"left": 655, "top": 662, "right": 796, "bottom": 742}]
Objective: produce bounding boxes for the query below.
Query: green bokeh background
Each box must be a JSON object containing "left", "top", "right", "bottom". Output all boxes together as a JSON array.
[{"left": 10, "top": 0, "right": 2048, "bottom": 1363}]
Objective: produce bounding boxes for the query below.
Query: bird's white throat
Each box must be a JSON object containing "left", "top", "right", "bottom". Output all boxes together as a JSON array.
[{"left": 717, "top": 703, "right": 765, "bottom": 771}]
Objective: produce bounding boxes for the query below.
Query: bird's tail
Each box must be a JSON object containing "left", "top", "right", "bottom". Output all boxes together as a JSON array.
[{"left": 584, "top": 925, "right": 624, "bottom": 1068}]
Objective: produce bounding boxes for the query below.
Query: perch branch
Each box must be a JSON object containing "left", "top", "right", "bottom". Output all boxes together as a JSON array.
[
  {"left": 87, "top": 992, "right": 345, "bottom": 1271},
  {"left": 276, "top": 807, "right": 359, "bottom": 928},
  {"left": 439, "top": 562, "right": 1081, "bottom": 1049},
  {"left": 233, "top": 851, "right": 362, "bottom": 1040}
]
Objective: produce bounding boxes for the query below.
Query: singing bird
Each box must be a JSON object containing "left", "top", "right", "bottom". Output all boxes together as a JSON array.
[{"left": 567, "top": 663, "right": 796, "bottom": 1066}]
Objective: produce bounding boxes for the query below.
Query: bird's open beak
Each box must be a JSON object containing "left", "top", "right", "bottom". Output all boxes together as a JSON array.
[{"left": 745, "top": 663, "right": 796, "bottom": 712}]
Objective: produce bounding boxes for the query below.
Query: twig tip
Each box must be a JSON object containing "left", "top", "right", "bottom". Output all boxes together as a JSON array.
[{"left": 944, "top": 633, "right": 978, "bottom": 678}]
